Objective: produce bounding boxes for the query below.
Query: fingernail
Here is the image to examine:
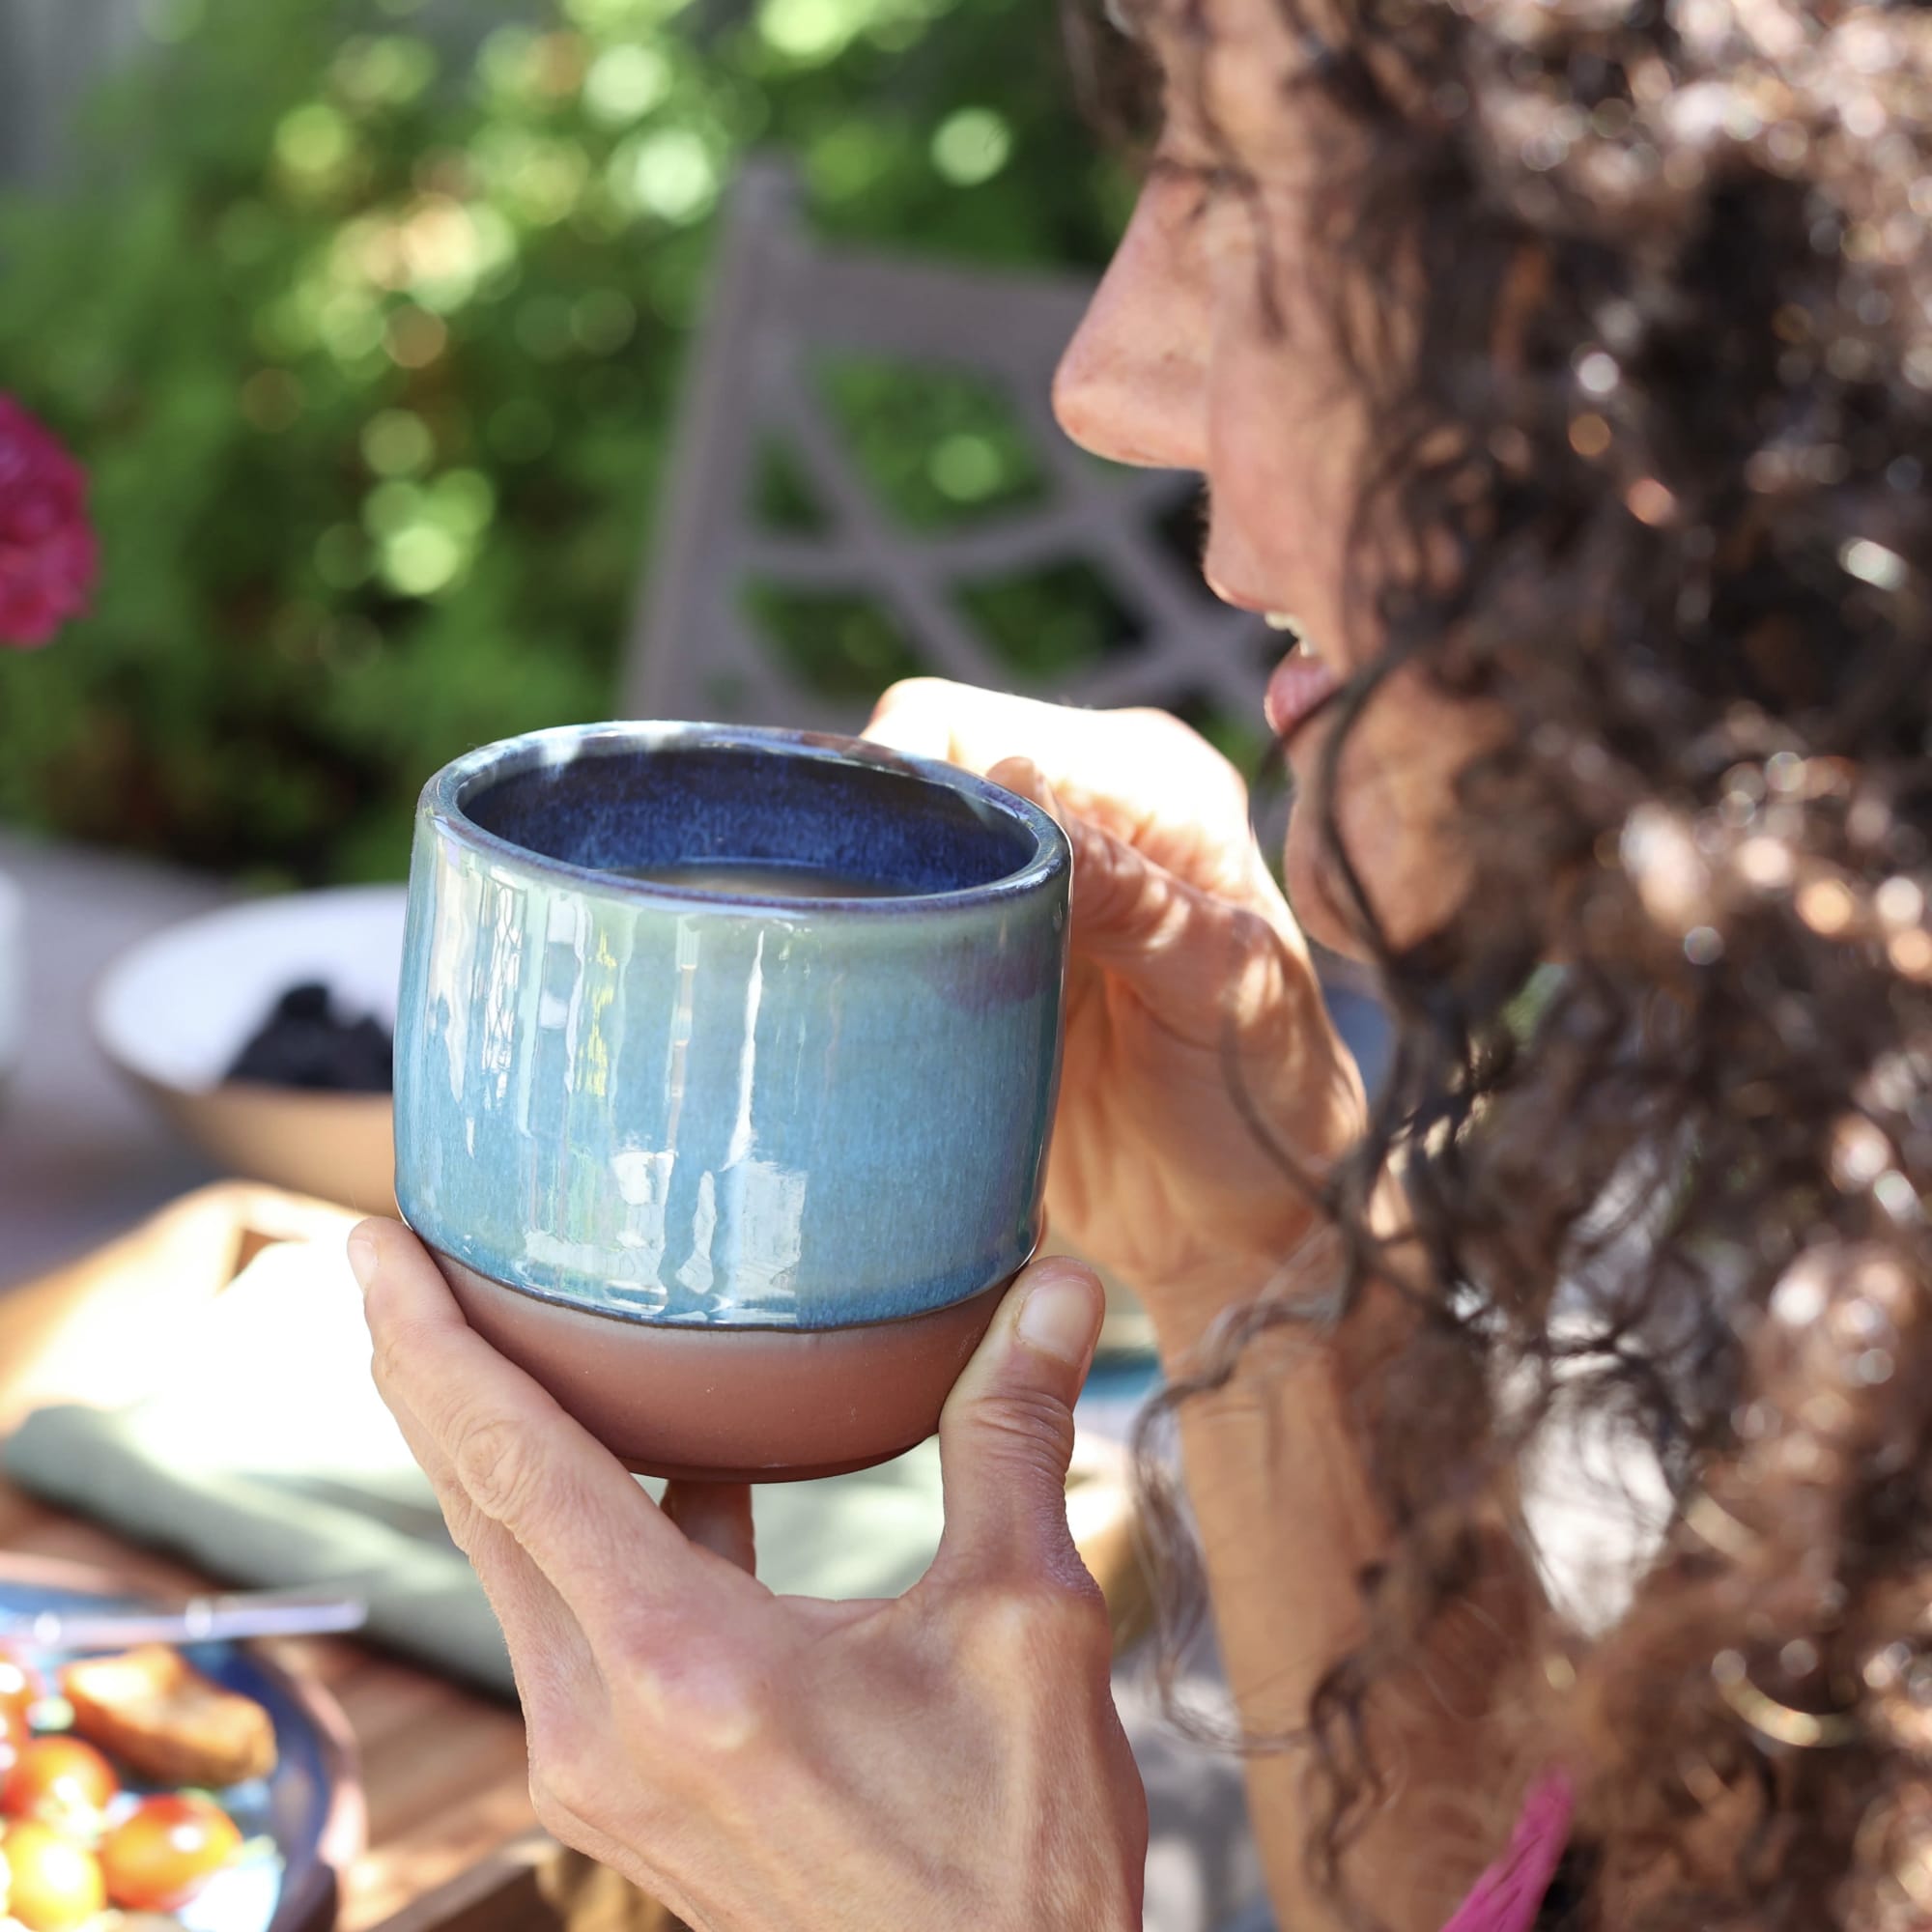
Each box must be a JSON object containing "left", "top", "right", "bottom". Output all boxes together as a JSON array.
[
  {"left": 346, "top": 1226, "right": 380, "bottom": 1293},
  {"left": 1016, "top": 1268, "right": 1102, "bottom": 1368}
]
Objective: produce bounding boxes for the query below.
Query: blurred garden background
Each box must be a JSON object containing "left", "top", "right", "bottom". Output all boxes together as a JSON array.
[{"left": 0, "top": 0, "right": 1141, "bottom": 887}]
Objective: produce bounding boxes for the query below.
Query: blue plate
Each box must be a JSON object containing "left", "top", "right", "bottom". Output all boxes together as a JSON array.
[{"left": 0, "top": 1558, "right": 362, "bottom": 1932}]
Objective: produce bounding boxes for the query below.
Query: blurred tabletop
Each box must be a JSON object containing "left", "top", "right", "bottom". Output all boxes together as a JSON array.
[
  {"left": 0, "top": 831, "right": 227, "bottom": 1288},
  {"left": 0, "top": 1184, "right": 543, "bottom": 1931}
]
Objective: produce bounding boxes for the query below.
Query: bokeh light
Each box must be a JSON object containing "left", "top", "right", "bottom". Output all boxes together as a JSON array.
[
  {"left": 1842, "top": 538, "right": 1907, "bottom": 591},
  {"left": 759, "top": 0, "right": 861, "bottom": 63},
  {"left": 361, "top": 410, "right": 435, "bottom": 477},
  {"left": 275, "top": 102, "right": 355, "bottom": 184},
  {"left": 331, "top": 36, "right": 437, "bottom": 112},
  {"left": 385, "top": 306, "right": 448, "bottom": 368},
  {"left": 928, "top": 432, "right": 1003, "bottom": 501},
  {"left": 931, "top": 108, "right": 1011, "bottom": 186},
  {"left": 583, "top": 45, "right": 673, "bottom": 127},
  {"left": 613, "top": 128, "right": 719, "bottom": 222}
]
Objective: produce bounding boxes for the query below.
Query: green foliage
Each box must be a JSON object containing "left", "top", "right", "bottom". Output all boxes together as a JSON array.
[{"left": 0, "top": 0, "right": 1125, "bottom": 883}]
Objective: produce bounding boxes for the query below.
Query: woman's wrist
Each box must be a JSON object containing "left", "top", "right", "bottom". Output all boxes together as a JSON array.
[{"left": 1147, "top": 1201, "right": 1418, "bottom": 1400}]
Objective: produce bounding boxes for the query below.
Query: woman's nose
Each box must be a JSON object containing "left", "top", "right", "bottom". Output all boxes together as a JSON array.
[{"left": 1052, "top": 189, "right": 1210, "bottom": 473}]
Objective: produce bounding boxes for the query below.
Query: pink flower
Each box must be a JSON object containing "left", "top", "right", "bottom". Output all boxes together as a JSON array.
[{"left": 0, "top": 396, "right": 99, "bottom": 649}]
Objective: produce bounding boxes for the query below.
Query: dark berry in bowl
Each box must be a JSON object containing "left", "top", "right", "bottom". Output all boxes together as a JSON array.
[{"left": 226, "top": 981, "right": 394, "bottom": 1094}]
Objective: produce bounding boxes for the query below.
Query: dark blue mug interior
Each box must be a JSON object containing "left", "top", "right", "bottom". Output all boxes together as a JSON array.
[{"left": 460, "top": 740, "right": 1036, "bottom": 895}]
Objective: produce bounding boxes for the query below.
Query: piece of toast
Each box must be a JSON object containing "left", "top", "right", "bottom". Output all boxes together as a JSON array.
[{"left": 60, "top": 1646, "right": 277, "bottom": 1788}]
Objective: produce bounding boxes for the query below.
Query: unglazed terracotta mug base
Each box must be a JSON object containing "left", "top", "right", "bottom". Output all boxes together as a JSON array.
[{"left": 430, "top": 1252, "right": 1011, "bottom": 1482}]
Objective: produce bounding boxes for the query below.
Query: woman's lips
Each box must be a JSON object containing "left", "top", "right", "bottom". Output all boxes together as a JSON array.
[
  {"left": 1205, "top": 576, "right": 1343, "bottom": 739},
  {"left": 1264, "top": 652, "right": 1340, "bottom": 740}
]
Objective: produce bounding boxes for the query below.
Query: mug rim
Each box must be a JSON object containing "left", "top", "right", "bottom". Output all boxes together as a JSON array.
[{"left": 418, "top": 720, "right": 1069, "bottom": 914}]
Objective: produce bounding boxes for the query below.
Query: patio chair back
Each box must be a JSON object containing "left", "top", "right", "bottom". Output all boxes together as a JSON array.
[{"left": 619, "top": 159, "right": 1273, "bottom": 739}]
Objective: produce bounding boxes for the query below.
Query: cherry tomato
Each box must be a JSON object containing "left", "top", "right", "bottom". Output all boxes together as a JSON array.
[
  {"left": 0, "top": 1737, "right": 118, "bottom": 1838},
  {"left": 0, "top": 1819, "right": 107, "bottom": 1932},
  {"left": 99, "top": 1793, "right": 242, "bottom": 1914}
]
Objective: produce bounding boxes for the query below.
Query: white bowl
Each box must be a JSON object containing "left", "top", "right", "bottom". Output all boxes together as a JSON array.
[{"left": 94, "top": 886, "right": 407, "bottom": 1213}]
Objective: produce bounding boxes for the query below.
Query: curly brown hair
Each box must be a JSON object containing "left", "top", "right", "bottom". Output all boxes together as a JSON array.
[{"left": 1070, "top": 0, "right": 1932, "bottom": 1926}]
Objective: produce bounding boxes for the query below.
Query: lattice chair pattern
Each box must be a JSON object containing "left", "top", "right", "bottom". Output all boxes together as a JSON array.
[{"left": 619, "top": 158, "right": 1277, "bottom": 745}]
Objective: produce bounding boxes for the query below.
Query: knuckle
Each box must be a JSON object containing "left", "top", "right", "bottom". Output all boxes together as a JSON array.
[
  {"left": 528, "top": 1767, "right": 597, "bottom": 1848},
  {"left": 451, "top": 1410, "right": 545, "bottom": 1525},
  {"left": 969, "top": 1384, "right": 1078, "bottom": 1467},
  {"left": 617, "top": 1633, "right": 771, "bottom": 1761},
  {"left": 952, "top": 1572, "right": 1111, "bottom": 1677},
  {"left": 1073, "top": 829, "right": 1151, "bottom": 928},
  {"left": 1031, "top": 1569, "right": 1113, "bottom": 1648}
]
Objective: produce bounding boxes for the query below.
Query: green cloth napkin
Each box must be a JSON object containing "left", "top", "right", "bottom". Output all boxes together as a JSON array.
[{"left": 1, "top": 1241, "right": 947, "bottom": 1699}]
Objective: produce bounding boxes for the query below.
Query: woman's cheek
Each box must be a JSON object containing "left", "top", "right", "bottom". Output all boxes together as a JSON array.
[
  {"left": 1280, "top": 782, "right": 1445, "bottom": 959},
  {"left": 1283, "top": 802, "right": 1365, "bottom": 958},
  {"left": 1282, "top": 698, "right": 1488, "bottom": 957}
]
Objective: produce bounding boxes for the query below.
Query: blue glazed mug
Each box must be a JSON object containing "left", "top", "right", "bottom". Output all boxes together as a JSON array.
[{"left": 393, "top": 722, "right": 1070, "bottom": 1480}]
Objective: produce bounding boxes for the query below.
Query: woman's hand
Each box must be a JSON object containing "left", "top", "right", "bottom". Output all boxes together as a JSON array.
[
  {"left": 867, "top": 679, "right": 1367, "bottom": 1352},
  {"left": 352, "top": 1218, "right": 1148, "bottom": 1932}
]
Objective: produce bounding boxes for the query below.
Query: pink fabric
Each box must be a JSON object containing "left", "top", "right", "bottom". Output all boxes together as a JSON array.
[{"left": 1440, "top": 1776, "right": 1575, "bottom": 1932}]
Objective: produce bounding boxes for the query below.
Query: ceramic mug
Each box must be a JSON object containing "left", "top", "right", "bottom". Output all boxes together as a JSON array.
[{"left": 393, "top": 722, "right": 1070, "bottom": 1480}]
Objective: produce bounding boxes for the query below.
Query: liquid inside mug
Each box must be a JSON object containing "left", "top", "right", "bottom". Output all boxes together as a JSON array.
[{"left": 392, "top": 722, "right": 1070, "bottom": 1481}]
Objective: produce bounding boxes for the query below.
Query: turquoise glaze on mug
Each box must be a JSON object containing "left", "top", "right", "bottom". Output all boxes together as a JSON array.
[{"left": 393, "top": 723, "right": 1069, "bottom": 1331}]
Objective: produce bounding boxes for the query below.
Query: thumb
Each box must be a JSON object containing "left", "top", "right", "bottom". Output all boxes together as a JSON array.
[{"left": 931, "top": 1256, "right": 1105, "bottom": 1591}]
